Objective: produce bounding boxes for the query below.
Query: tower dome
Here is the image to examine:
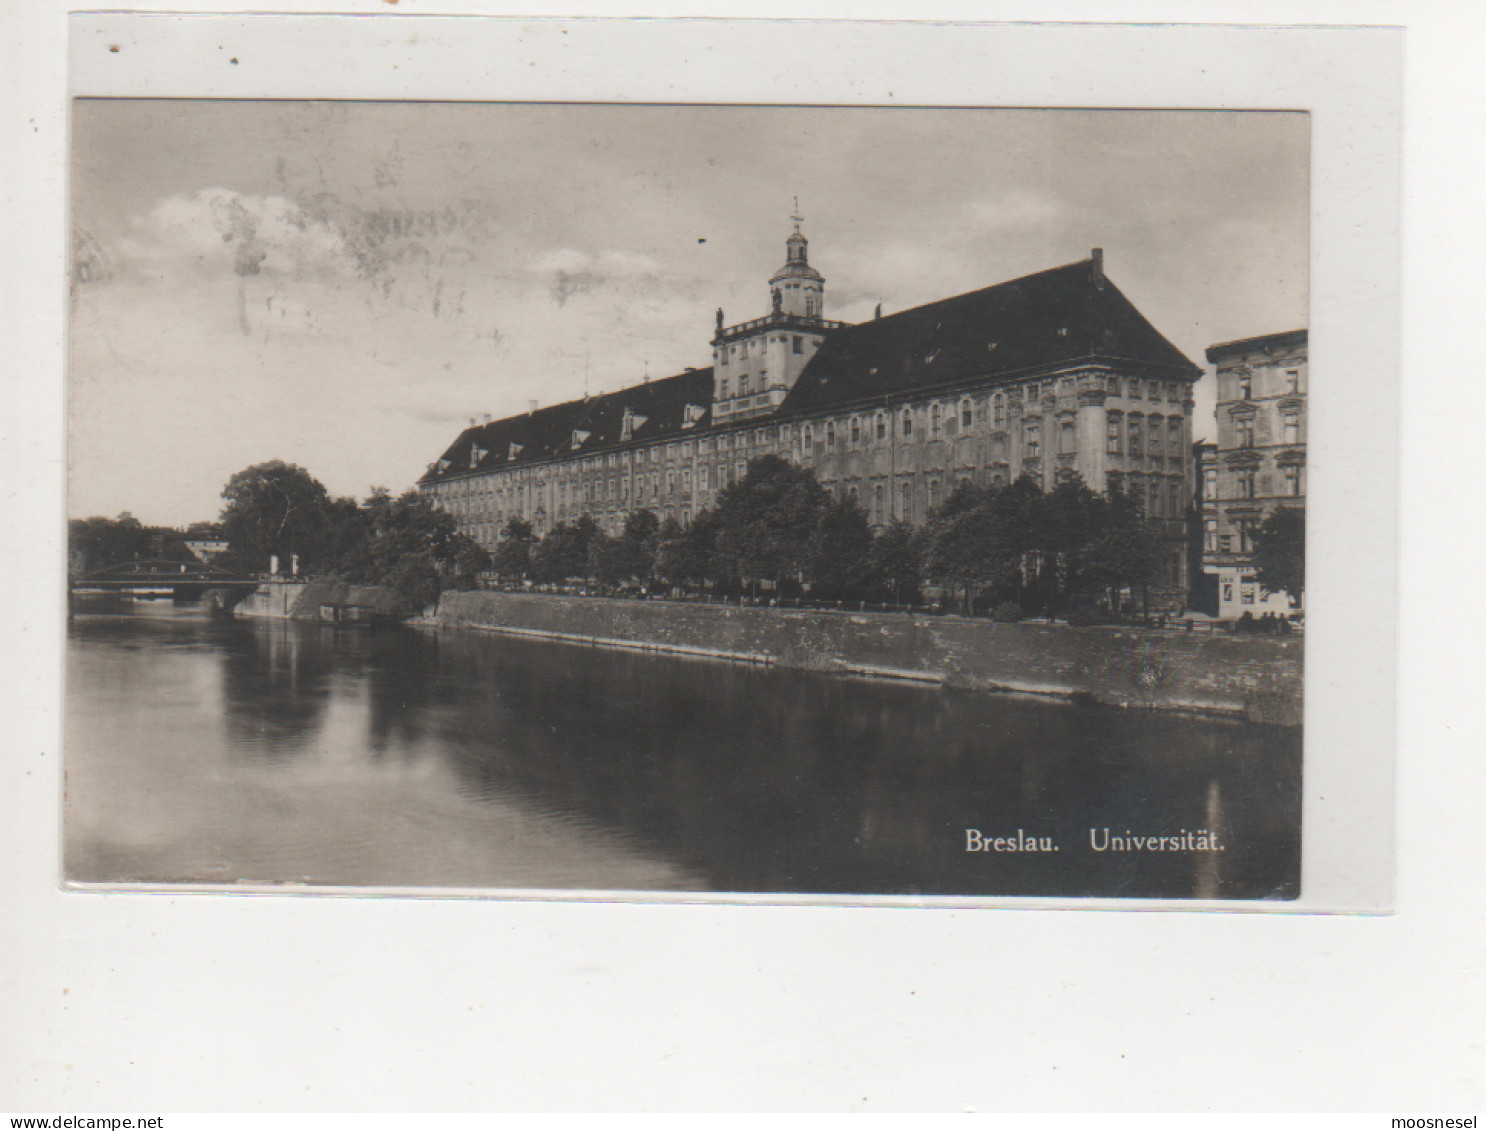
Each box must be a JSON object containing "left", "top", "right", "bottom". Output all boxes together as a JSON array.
[{"left": 768, "top": 212, "right": 825, "bottom": 318}]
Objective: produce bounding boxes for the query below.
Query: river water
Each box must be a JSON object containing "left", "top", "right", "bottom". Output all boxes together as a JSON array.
[{"left": 65, "top": 599, "right": 1301, "bottom": 900}]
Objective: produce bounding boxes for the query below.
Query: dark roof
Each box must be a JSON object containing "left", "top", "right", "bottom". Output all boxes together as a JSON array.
[
  {"left": 420, "top": 254, "right": 1202, "bottom": 486},
  {"left": 778, "top": 257, "right": 1200, "bottom": 419},
  {"left": 420, "top": 367, "right": 714, "bottom": 485},
  {"left": 1206, "top": 328, "right": 1307, "bottom": 363}
]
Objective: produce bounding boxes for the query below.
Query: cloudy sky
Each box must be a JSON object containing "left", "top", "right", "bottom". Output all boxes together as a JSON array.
[{"left": 69, "top": 102, "right": 1308, "bottom": 527}]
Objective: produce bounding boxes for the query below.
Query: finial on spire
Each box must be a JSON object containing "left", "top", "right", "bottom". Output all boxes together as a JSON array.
[{"left": 791, "top": 195, "right": 803, "bottom": 233}]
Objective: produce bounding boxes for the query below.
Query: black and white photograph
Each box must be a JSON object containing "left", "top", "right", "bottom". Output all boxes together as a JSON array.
[
  {"left": 66, "top": 100, "right": 1311, "bottom": 901},
  {"left": 10, "top": 8, "right": 1468, "bottom": 1117}
]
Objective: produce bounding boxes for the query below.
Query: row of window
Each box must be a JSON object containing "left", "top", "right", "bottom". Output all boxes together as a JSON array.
[
  {"left": 442, "top": 412, "right": 1195, "bottom": 512},
  {"left": 1104, "top": 416, "right": 1186, "bottom": 457},
  {"left": 1206, "top": 519, "right": 1255, "bottom": 554},
  {"left": 1229, "top": 366, "right": 1303, "bottom": 402},
  {"left": 1215, "top": 465, "right": 1304, "bottom": 501},
  {"left": 462, "top": 382, "right": 1198, "bottom": 486},
  {"left": 1231, "top": 413, "right": 1303, "bottom": 448},
  {"left": 719, "top": 334, "right": 810, "bottom": 365}
]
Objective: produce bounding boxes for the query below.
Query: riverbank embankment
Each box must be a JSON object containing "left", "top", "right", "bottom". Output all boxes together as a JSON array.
[
  {"left": 234, "top": 579, "right": 405, "bottom": 621},
  {"left": 429, "top": 592, "right": 1303, "bottom": 725}
]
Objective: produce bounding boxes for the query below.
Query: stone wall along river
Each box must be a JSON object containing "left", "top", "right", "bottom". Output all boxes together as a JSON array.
[{"left": 433, "top": 591, "right": 1303, "bottom": 725}]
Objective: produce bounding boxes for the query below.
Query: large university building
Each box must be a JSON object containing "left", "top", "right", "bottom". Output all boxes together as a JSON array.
[
  {"left": 1199, "top": 328, "right": 1308, "bottom": 616},
  {"left": 420, "top": 223, "right": 1204, "bottom": 590}
]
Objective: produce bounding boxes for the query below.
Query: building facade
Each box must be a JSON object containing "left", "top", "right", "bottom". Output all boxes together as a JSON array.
[
  {"left": 420, "top": 225, "right": 1204, "bottom": 593},
  {"left": 1201, "top": 329, "right": 1307, "bottom": 617}
]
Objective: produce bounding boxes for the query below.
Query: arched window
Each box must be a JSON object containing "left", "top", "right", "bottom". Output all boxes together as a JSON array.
[
  {"left": 928, "top": 479, "right": 941, "bottom": 510},
  {"left": 826, "top": 421, "right": 837, "bottom": 451},
  {"left": 961, "top": 398, "right": 974, "bottom": 429},
  {"left": 901, "top": 409, "right": 914, "bottom": 437},
  {"left": 899, "top": 480, "right": 911, "bottom": 520},
  {"left": 930, "top": 403, "right": 942, "bottom": 437},
  {"left": 850, "top": 416, "right": 861, "bottom": 445},
  {"left": 875, "top": 412, "right": 887, "bottom": 441},
  {"left": 992, "top": 393, "right": 1006, "bottom": 428}
]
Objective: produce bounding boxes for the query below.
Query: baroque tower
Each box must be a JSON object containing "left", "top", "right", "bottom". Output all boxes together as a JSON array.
[{"left": 710, "top": 210, "right": 846, "bottom": 423}]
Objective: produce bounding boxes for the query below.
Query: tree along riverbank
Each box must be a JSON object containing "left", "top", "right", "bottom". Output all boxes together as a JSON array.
[{"left": 428, "top": 591, "right": 1303, "bottom": 726}]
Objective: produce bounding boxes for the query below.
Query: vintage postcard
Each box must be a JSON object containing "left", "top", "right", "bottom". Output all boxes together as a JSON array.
[
  {"left": 1, "top": 11, "right": 1432, "bottom": 1116},
  {"left": 58, "top": 19, "right": 1398, "bottom": 911}
]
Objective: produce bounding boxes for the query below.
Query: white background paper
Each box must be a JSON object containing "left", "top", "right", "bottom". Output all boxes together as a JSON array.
[{"left": 3, "top": 1, "right": 1480, "bottom": 1113}]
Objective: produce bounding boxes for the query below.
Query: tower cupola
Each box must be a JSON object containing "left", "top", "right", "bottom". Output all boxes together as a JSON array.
[{"left": 769, "top": 207, "right": 825, "bottom": 318}]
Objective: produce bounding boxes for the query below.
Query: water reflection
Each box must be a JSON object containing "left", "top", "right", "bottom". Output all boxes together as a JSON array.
[{"left": 65, "top": 600, "right": 1301, "bottom": 898}]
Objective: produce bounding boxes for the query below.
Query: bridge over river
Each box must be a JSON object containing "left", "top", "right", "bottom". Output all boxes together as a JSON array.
[{"left": 69, "top": 559, "right": 262, "bottom": 601}]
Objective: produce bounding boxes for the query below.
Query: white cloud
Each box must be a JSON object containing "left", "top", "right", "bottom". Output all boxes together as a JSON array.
[{"left": 126, "top": 188, "right": 347, "bottom": 282}]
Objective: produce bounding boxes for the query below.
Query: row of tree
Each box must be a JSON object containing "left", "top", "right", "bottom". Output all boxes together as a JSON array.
[
  {"left": 71, "top": 454, "right": 1303, "bottom": 618},
  {"left": 68, "top": 512, "right": 199, "bottom": 573},
  {"left": 489, "top": 455, "right": 1209, "bottom": 618},
  {"left": 70, "top": 461, "right": 490, "bottom": 609}
]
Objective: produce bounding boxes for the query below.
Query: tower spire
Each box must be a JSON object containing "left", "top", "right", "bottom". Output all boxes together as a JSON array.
[{"left": 770, "top": 203, "right": 824, "bottom": 318}]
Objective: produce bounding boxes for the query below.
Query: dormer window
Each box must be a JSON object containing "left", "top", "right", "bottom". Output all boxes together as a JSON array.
[
  {"left": 620, "top": 407, "right": 648, "bottom": 442},
  {"left": 570, "top": 429, "right": 590, "bottom": 450},
  {"left": 470, "top": 445, "right": 486, "bottom": 468},
  {"left": 507, "top": 443, "right": 522, "bottom": 461}
]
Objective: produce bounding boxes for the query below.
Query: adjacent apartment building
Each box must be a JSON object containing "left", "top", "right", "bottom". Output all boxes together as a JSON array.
[
  {"left": 419, "top": 223, "right": 1205, "bottom": 595},
  {"left": 1200, "top": 328, "right": 1307, "bottom": 617}
]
